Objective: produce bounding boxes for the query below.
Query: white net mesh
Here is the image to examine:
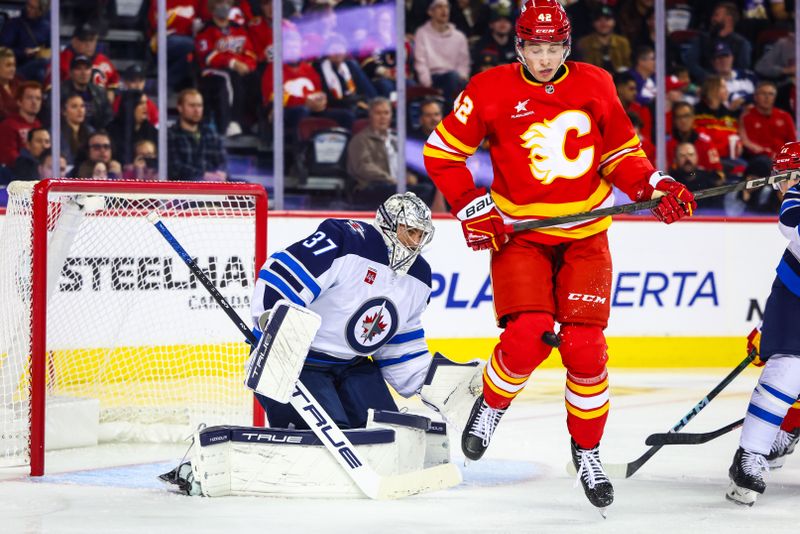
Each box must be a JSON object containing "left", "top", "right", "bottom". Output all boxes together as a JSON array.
[{"left": 0, "top": 181, "right": 264, "bottom": 468}]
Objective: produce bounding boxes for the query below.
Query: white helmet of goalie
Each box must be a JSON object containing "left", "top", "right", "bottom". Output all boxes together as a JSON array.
[{"left": 374, "top": 192, "right": 434, "bottom": 275}]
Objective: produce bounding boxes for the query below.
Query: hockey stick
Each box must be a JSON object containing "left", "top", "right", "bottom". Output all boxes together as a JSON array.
[
  {"left": 148, "top": 212, "right": 461, "bottom": 499},
  {"left": 567, "top": 349, "right": 756, "bottom": 479},
  {"left": 511, "top": 169, "right": 800, "bottom": 233},
  {"left": 645, "top": 418, "right": 744, "bottom": 446}
]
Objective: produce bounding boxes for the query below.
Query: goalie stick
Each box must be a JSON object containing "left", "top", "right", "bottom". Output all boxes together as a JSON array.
[
  {"left": 148, "top": 212, "right": 461, "bottom": 499},
  {"left": 567, "top": 349, "right": 756, "bottom": 478},
  {"left": 511, "top": 169, "right": 800, "bottom": 233},
  {"left": 645, "top": 418, "right": 744, "bottom": 446}
]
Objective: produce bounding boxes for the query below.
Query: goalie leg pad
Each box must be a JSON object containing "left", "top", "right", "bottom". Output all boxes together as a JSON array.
[
  {"left": 245, "top": 300, "right": 322, "bottom": 404},
  {"left": 190, "top": 425, "right": 402, "bottom": 498},
  {"left": 419, "top": 353, "right": 484, "bottom": 433}
]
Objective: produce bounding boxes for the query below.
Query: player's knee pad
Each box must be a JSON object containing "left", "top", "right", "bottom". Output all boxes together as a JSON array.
[
  {"left": 558, "top": 324, "right": 608, "bottom": 377},
  {"left": 497, "top": 312, "right": 556, "bottom": 375}
]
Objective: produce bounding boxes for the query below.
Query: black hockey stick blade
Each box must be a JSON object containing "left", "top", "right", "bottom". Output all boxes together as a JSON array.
[
  {"left": 510, "top": 169, "right": 800, "bottom": 233},
  {"left": 645, "top": 418, "right": 744, "bottom": 446}
]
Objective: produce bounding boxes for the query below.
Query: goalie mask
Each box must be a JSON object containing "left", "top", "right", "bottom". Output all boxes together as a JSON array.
[
  {"left": 515, "top": 0, "right": 571, "bottom": 78},
  {"left": 374, "top": 192, "right": 434, "bottom": 275}
]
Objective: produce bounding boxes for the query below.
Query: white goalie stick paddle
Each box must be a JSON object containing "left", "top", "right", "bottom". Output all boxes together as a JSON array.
[{"left": 148, "top": 212, "right": 462, "bottom": 499}]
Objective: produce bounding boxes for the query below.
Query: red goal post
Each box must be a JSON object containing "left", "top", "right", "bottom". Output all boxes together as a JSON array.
[{"left": 0, "top": 179, "right": 267, "bottom": 475}]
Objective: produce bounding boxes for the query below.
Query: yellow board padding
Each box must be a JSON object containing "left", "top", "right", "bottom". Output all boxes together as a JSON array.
[{"left": 427, "top": 337, "right": 747, "bottom": 368}]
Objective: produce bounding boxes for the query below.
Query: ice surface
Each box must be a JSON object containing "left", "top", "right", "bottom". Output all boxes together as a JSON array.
[{"left": 1, "top": 368, "right": 798, "bottom": 534}]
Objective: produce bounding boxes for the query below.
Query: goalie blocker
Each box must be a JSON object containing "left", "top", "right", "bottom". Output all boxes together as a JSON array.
[{"left": 173, "top": 410, "right": 451, "bottom": 498}]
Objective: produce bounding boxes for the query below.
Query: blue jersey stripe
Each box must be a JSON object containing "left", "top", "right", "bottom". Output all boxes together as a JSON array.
[
  {"left": 777, "top": 260, "right": 800, "bottom": 297},
  {"left": 375, "top": 350, "right": 428, "bottom": 368},
  {"left": 387, "top": 329, "right": 425, "bottom": 345},
  {"left": 747, "top": 403, "right": 783, "bottom": 426},
  {"left": 259, "top": 270, "right": 305, "bottom": 306},
  {"left": 273, "top": 251, "right": 321, "bottom": 299},
  {"left": 762, "top": 383, "right": 797, "bottom": 406}
]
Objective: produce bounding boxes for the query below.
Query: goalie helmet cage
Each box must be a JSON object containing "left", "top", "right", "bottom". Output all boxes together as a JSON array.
[{"left": 0, "top": 180, "right": 267, "bottom": 476}]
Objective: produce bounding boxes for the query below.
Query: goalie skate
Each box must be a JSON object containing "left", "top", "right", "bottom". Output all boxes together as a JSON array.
[
  {"left": 766, "top": 428, "right": 800, "bottom": 469},
  {"left": 159, "top": 461, "right": 201, "bottom": 496},
  {"left": 726, "top": 447, "right": 768, "bottom": 506}
]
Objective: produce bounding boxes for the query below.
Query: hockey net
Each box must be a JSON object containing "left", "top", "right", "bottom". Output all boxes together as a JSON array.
[{"left": 0, "top": 180, "right": 267, "bottom": 475}]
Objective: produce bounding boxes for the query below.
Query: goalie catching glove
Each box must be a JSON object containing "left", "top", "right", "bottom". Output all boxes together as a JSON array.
[
  {"left": 452, "top": 189, "right": 510, "bottom": 252},
  {"left": 646, "top": 171, "right": 697, "bottom": 224}
]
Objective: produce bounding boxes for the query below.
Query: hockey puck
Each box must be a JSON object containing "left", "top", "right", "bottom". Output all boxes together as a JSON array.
[{"left": 541, "top": 331, "right": 560, "bottom": 348}]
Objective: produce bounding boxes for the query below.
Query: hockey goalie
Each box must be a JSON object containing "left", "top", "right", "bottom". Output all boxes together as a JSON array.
[{"left": 159, "top": 193, "right": 482, "bottom": 498}]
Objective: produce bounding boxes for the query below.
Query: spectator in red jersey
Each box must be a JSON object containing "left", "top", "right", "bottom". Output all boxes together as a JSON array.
[
  {"left": 471, "top": 3, "right": 516, "bottom": 75},
  {"left": 0, "top": 47, "right": 21, "bottom": 121},
  {"left": 195, "top": 0, "right": 258, "bottom": 136},
  {"left": 0, "top": 80, "right": 41, "bottom": 166},
  {"left": 614, "top": 71, "right": 652, "bottom": 142},
  {"left": 12, "top": 126, "right": 49, "bottom": 180},
  {"left": 740, "top": 80, "right": 797, "bottom": 160},
  {"left": 112, "top": 64, "right": 158, "bottom": 127},
  {"left": 694, "top": 74, "right": 741, "bottom": 160},
  {"left": 575, "top": 6, "right": 631, "bottom": 74},
  {"left": 0, "top": 0, "right": 51, "bottom": 83},
  {"left": 413, "top": 0, "right": 471, "bottom": 112},
  {"left": 53, "top": 23, "right": 120, "bottom": 103},
  {"left": 148, "top": 0, "right": 200, "bottom": 91},
  {"left": 198, "top": 0, "right": 253, "bottom": 25},
  {"left": 667, "top": 101, "right": 722, "bottom": 173},
  {"left": 60, "top": 93, "right": 93, "bottom": 166},
  {"left": 247, "top": 0, "right": 296, "bottom": 66},
  {"left": 261, "top": 30, "right": 354, "bottom": 140},
  {"left": 661, "top": 74, "right": 689, "bottom": 135}
]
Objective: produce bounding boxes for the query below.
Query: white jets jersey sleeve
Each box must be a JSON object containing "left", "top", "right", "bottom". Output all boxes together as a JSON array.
[{"left": 251, "top": 219, "right": 433, "bottom": 397}]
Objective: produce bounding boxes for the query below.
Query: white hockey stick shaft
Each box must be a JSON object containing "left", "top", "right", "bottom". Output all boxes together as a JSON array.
[{"left": 148, "top": 212, "right": 461, "bottom": 499}]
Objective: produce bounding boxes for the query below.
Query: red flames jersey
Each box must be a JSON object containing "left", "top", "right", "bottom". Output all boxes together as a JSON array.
[
  {"left": 195, "top": 22, "right": 257, "bottom": 72},
  {"left": 424, "top": 61, "right": 656, "bottom": 245}
]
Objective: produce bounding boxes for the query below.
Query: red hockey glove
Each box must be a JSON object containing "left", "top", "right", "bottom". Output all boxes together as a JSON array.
[
  {"left": 649, "top": 173, "right": 697, "bottom": 224},
  {"left": 747, "top": 323, "right": 764, "bottom": 366},
  {"left": 452, "top": 189, "right": 510, "bottom": 252}
]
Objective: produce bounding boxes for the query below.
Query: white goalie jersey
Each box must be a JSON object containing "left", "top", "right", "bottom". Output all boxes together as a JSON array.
[{"left": 251, "top": 219, "right": 433, "bottom": 397}]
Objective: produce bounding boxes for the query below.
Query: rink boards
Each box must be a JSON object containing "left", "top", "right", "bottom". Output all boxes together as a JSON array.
[
  {"left": 0, "top": 211, "right": 782, "bottom": 369},
  {"left": 268, "top": 212, "right": 782, "bottom": 368}
]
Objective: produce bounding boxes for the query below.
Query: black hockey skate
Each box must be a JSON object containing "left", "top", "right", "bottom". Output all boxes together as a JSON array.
[
  {"left": 726, "top": 447, "right": 768, "bottom": 506},
  {"left": 159, "top": 461, "right": 200, "bottom": 496},
  {"left": 571, "top": 439, "right": 614, "bottom": 515},
  {"left": 461, "top": 395, "right": 506, "bottom": 461},
  {"left": 766, "top": 428, "right": 800, "bottom": 469}
]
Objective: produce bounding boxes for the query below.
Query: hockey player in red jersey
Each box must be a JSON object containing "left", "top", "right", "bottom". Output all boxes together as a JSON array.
[{"left": 423, "top": 0, "right": 696, "bottom": 512}]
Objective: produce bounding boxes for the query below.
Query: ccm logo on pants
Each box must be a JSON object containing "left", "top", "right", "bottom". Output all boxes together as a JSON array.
[{"left": 568, "top": 293, "right": 607, "bottom": 304}]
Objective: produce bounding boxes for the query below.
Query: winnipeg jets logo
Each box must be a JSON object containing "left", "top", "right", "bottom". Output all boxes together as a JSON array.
[
  {"left": 345, "top": 298, "right": 399, "bottom": 354},
  {"left": 520, "top": 110, "right": 595, "bottom": 184},
  {"left": 345, "top": 220, "right": 366, "bottom": 239},
  {"left": 360, "top": 310, "right": 387, "bottom": 342}
]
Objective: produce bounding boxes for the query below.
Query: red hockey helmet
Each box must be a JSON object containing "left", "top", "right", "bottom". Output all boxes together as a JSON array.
[
  {"left": 773, "top": 141, "right": 800, "bottom": 173},
  {"left": 515, "top": 0, "right": 571, "bottom": 74},
  {"left": 516, "top": 0, "right": 571, "bottom": 45}
]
